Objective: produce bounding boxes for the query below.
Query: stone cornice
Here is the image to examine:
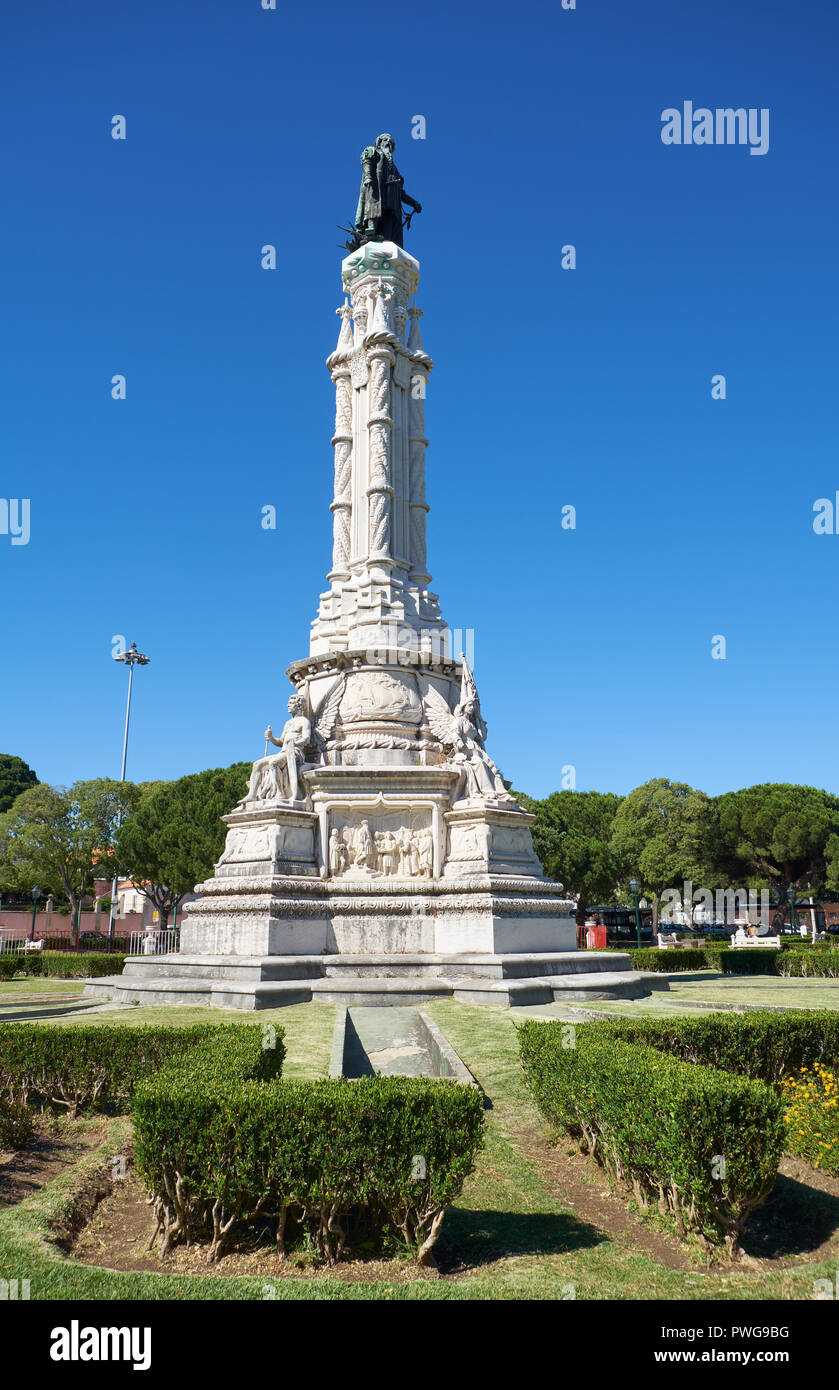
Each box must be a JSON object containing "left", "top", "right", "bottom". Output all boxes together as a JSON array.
[
  {"left": 287, "top": 650, "right": 462, "bottom": 683},
  {"left": 341, "top": 240, "right": 420, "bottom": 297}
]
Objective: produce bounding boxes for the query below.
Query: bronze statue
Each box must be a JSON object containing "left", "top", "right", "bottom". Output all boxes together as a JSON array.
[{"left": 342, "top": 134, "right": 422, "bottom": 251}]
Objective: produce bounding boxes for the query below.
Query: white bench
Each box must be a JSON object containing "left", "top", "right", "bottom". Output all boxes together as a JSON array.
[
  {"left": 731, "top": 932, "right": 780, "bottom": 948},
  {"left": 23, "top": 939, "right": 44, "bottom": 952}
]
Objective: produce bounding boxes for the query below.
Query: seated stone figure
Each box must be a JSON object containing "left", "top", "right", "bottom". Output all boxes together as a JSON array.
[{"left": 242, "top": 694, "right": 311, "bottom": 805}]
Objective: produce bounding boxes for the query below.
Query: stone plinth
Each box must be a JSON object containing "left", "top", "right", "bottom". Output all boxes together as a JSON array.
[{"left": 86, "top": 238, "right": 647, "bottom": 1011}]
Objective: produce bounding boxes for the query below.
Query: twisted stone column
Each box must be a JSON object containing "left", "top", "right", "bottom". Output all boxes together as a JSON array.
[
  {"left": 366, "top": 349, "right": 394, "bottom": 562},
  {"left": 329, "top": 370, "right": 353, "bottom": 578},
  {"left": 408, "top": 362, "right": 430, "bottom": 583}
]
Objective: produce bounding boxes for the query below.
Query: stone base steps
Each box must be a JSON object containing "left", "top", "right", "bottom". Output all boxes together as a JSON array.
[
  {"left": 84, "top": 950, "right": 648, "bottom": 1010},
  {"left": 121, "top": 955, "right": 324, "bottom": 983},
  {"left": 118, "top": 950, "right": 632, "bottom": 982},
  {"left": 83, "top": 976, "right": 314, "bottom": 1011}
]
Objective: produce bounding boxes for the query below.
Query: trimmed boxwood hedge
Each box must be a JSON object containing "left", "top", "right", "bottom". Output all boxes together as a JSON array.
[
  {"left": 518, "top": 1019, "right": 784, "bottom": 1254},
  {"left": 778, "top": 948, "right": 839, "bottom": 978},
  {"left": 0, "top": 952, "right": 127, "bottom": 980},
  {"left": 583, "top": 1011, "right": 839, "bottom": 1085},
  {"left": 133, "top": 1031, "right": 485, "bottom": 1266},
  {"left": 0, "top": 1095, "right": 34, "bottom": 1149},
  {"left": 704, "top": 948, "right": 782, "bottom": 975},
  {"left": 33, "top": 952, "right": 127, "bottom": 978},
  {"left": 629, "top": 948, "right": 707, "bottom": 973},
  {"left": 0, "top": 1023, "right": 245, "bottom": 1116},
  {"left": 628, "top": 945, "right": 839, "bottom": 975}
]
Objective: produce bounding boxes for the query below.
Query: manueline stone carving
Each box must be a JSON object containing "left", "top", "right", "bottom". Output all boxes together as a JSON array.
[
  {"left": 168, "top": 190, "right": 580, "bottom": 996},
  {"left": 311, "top": 239, "right": 445, "bottom": 658},
  {"left": 421, "top": 661, "right": 513, "bottom": 804}
]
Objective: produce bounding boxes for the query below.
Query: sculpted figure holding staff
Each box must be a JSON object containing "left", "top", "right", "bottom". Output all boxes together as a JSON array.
[{"left": 242, "top": 693, "right": 311, "bottom": 805}]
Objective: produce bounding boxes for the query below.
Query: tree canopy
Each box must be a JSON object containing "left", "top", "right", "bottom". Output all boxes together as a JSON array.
[
  {"left": 610, "top": 777, "right": 715, "bottom": 927},
  {"left": 518, "top": 789, "right": 623, "bottom": 924},
  {"left": 0, "top": 779, "right": 139, "bottom": 938},
  {"left": 714, "top": 783, "right": 839, "bottom": 924},
  {"left": 0, "top": 754, "right": 39, "bottom": 814},
  {"left": 114, "top": 763, "right": 251, "bottom": 926}
]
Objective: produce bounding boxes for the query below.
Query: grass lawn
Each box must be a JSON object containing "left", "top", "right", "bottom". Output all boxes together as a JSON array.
[
  {"left": 0, "top": 979, "right": 84, "bottom": 996},
  {"left": 511, "top": 972, "right": 839, "bottom": 1022},
  {"left": 0, "top": 980, "right": 99, "bottom": 1023},
  {"left": 659, "top": 975, "right": 839, "bottom": 1012},
  {"left": 2, "top": 998, "right": 839, "bottom": 1299}
]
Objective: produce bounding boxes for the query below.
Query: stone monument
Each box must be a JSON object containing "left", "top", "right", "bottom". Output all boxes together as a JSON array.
[{"left": 86, "top": 140, "right": 643, "bottom": 1009}]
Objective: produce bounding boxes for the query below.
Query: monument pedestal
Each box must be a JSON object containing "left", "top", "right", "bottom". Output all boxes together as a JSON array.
[{"left": 86, "top": 236, "right": 646, "bottom": 1011}]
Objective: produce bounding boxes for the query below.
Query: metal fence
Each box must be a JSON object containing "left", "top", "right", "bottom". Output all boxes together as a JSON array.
[{"left": 128, "top": 928, "right": 180, "bottom": 957}]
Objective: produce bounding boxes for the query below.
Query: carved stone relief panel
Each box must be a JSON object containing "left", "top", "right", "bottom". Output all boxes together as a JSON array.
[
  {"left": 490, "top": 825, "right": 541, "bottom": 865},
  {"left": 447, "top": 822, "right": 492, "bottom": 866},
  {"left": 327, "top": 808, "right": 434, "bottom": 880},
  {"left": 217, "top": 823, "right": 314, "bottom": 868},
  {"left": 339, "top": 669, "right": 423, "bottom": 726}
]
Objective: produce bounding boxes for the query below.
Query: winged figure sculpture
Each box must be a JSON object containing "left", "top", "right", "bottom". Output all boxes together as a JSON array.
[{"left": 420, "top": 660, "right": 512, "bottom": 803}]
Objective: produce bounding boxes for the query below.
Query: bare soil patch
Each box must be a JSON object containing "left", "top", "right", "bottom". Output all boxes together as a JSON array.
[
  {"left": 70, "top": 1167, "right": 438, "bottom": 1282},
  {"left": 63, "top": 1128, "right": 839, "bottom": 1281},
  {"left": 741, "top": 1155, "right": 839, "bottom": 1262},
  {"left": 0, "top": 1118, "right": 108, "bottom": 1208},
  {"left": 515, "top": 1123, "right": 839, "bottom": 1271},
  {"left": 514, "top": 1122, "right": 695, "bottom": 1271}
]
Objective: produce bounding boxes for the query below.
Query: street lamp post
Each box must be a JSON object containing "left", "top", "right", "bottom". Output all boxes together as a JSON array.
[
  {"left": 29, "top": 886, "right": 41, "bottom": 944},
  {"left": 108, "top": 643, "right": 149, "bottom": 947},
  {"left": 630, "top": 878, "right": 642, "bottom": 950}
]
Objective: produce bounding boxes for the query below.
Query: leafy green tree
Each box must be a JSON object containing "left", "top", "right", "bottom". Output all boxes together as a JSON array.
[
  {"left": 0, "top": 779, "right": 138, "bottom": 943},
  {"left": 610, "top": 778, "right": 715, "bottom": 929},
  {"left": 114, "top": 763, "right": 251, "bottom": 928},
  {"left": 517, "top": 790, "right": 623, "bottom": 924},
  {"left": 0, "top": 755, "right": 39, "bottom": 814},
  {"left": 714, "top": 783, "right": 839, "bottom": 929}
]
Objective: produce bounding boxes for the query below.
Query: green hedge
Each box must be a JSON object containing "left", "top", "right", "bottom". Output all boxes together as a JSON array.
[
  {"left": 35, "top": 952, "right": 127, "bottom": 978},
  {"left": 584, "top": 1011, "right": 839, "bottom": 1086},
  {"left": 0, "top": 1023, "right": 257, "bottom": 1116},
  {"left": 704, "top": 948, "right": 782, "bottom": 975},
  {"left": 629, "top": 948, "right": 708, "bottom": 973},
  {"left": 627, "top": 945, "right": 832, "bottom": 975},
  {"left": 778, "top": 948, "right": 839, "bottom": 978},
  {"left": 0, "top": 1095, "right": 34, "bottom": 1149},
  {"left": 518, "top": 1019, "right": 784, "bottom": 1254},
  {"left": 134, "top": 1032, "right": 484, "bottom": 1266},
  {"left": 0, "top": 952, "right": 126, "bottom": 980}
]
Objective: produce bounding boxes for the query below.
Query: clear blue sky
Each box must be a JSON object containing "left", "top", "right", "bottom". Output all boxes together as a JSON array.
[{"left": 2, "top": 0, "right": 838, "bottom": 800}]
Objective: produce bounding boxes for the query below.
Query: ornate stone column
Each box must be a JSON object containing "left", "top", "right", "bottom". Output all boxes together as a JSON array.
[
  {"left": 366, "top": 330, "right": 395, "bottom": 567},
  {"left": 310, "top": 242, "right": 446, "bottom": 657},
  {"left": 407, "top": 306, "right": 431, "bottom": 585},
  {"left": 327, "top": 302, "right": 353, "bottom": 582}
]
